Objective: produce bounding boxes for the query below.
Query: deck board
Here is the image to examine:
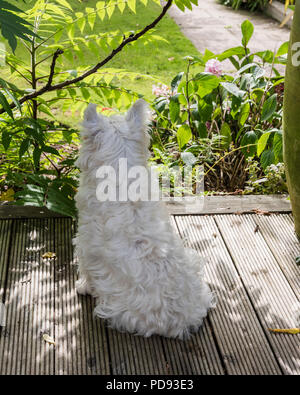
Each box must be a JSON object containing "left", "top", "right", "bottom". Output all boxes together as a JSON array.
[
  {"left": 254, "top": 214, "right": 300, "bottom": 299},
  {"left": 0, "top": 211, "right": 299, "bottom": 375},
  {"left": 214, "top": 214, "right": 300, "bottom": 375},
  {"left": 175, "top": 215, "right": 282, "bottom": 375}
]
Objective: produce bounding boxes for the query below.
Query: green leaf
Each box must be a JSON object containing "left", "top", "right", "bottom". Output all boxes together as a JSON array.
[
  {"left": 0, "top": 8, "right": 39, "bottom": 52},
  {"left": 257, "top": 131, "right": 272, "bottom": 157},
  {"left": 0, "top": 91, "right": 13, "bottom": 118},
  {"left": 181, "top": 151, "right": 197, "bottom": 166},
  {"left": 198, "top": 100, "right": 213, "bottom": 122},
  {"left": 55, "top": 0, "right": 73, "bottom": 11},
  {"left": 195, "top": 121, "right": 207, "bottom": 138},
  {"left": 276, "top": 41, "right": 289, "bottom": 57},
  {"left": 260, "top": 149, "right": 275, "bottom": 170},
  {"left": 118, "top": 1, "right": 126, "bottom": 13},
  {"left": 194, "top": 72, "right": 220, "bottom": 98},
  {"left": 42, "top": 145, "right": 60, "bottom": 156},
  {"left": 220, "top": 122, "right": 231, "bottom": 149},
  {"left": 175, "top": 0, "right": 185, "bottom": 12},
  {"left": 171, "top": 72, "right": 184, "bottom": 92},
  {"left": 33, "top": 147, "right": 41, "bottom": 169},
  {"left": 46, "top": 186, "right": 76, "bottom": 218},
  {"left": 177, "top": 124, "right": 192, "bottom": 149},
  {"left": 76, "top": 12, "right": 86, "bottom": 33},
  {"left": 241, "top": 130, "right": 257, "bottom": 158},
  {"left": 96, "top": 1, "right": 106, "bottom": 20},
  {"left": 67, "top": 23, "right": 75, "bottom": 42},
  {"left": 19, "top": 138, "right": 31, "bottom": 159},
  {"left": 273, "top": 131, "right": 283, "bottom": 162},
  {"left": 241, "top": 20, "right": 254, "bottom": 47},
  {"left": 217, "top": 46, "right": 245, "bottom": 61},
  {"left": 86, "top": 8, "right": 96, "bottom": 29},
  {"left": 0, "top": 0, "right": 22, "bottom": 13},
  {"left": 106, "top": 1, "right": 115, "bottom": 18},
  {"left": 127, "top": 0, "right": 136, "bottom": 13},
  {"left": 15, "top": 191, "right": 44, "bottom": 207},
  {"left": 239, "top": 102, "right": 250, "bottom": 126},
  {"left": 261, "top": 94, "right": 277, "bottom": 122},
  {"left": 169, "top": 95, "right": 180, "bottom": 123},
  {"left": 81, "top": 87, "right": 90, "bottom": 100},
  {"left": 1, "top": 130, "right": 11, "bottom": 150},
  {"left": 221, "top": 82, "right": 245, "bottom": 98}
]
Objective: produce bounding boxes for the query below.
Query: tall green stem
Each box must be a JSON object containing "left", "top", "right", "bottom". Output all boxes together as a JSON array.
[{"left": 283, "top": 0, "right": 300, "bottom": 237}]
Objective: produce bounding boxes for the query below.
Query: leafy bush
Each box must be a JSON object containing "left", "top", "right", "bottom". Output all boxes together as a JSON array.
[
  {"left": 245, "top": 160, "right": 287, "bottom": 194},
  {"left": 150, "top": 20, "right": 288, "bottom": 193},
  {"left": 0, "top": 0, "right": 197, "bottom": 217},
  {"left": 0, "top": 6, "right": 289, "bottom": 216}
]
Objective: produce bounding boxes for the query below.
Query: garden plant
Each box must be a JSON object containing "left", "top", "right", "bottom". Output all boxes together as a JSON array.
[{"left": 0, "top": 0, "right": 296, "bottom": 223}]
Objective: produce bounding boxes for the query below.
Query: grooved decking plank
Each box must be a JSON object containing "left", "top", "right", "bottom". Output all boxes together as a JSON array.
[
  {"left": 169, "top": 216, "right": 224, "bottom": 375},
  {"left": 166, "top": 195, "right": 291, "bottom": 215},
  {"left": 176, "top": 215, "right": 282, "bottom": 375},
  {"left": 106, "top": 319, "right": 169, "bottom": 374},
  {"left": 214, "top": 214, "right": 300, "bottom": 375},
  {"left": 53, "top": 217, "right": 110, "bottom": 375},
  {"left": 0, "top": 219, "right": 12, "bottom": 305},
  {"left": 253, "top": 214, "right": 300, "bottom": 299},
  {"left": 0, "top": 219, "right": 55, "bottom": 375}
]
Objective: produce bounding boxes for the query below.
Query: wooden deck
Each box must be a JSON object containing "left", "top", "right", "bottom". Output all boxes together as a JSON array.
[{"left": 0, "top": 196, "right": 299, "bottom": 375}]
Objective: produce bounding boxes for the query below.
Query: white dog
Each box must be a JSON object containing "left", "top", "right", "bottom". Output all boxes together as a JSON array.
[{"left": 73, "top": 99, "right": 214, "bottom": 339}]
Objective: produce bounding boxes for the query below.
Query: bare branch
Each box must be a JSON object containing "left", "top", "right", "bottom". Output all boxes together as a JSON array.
[
  {"left": 0, "top": 0, "right": 173, "bottom": 115},
  {"left": 45, "top": 49, "right": 64, "bottom": 88}
]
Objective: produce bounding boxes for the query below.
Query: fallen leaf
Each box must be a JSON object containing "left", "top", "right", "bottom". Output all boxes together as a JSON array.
[
  {"left": 295, "top": 256, "right": 300, "bottom": 266},
  {"left": 0, "top": 188, "right": 14, "bottom": 202},
  {"left": 42, "top": 252, "right": 56, "bottom": 259},
  {"left": 43, "top": 334, "right": 56, "bottom": 345},
  {"left": 254, "top": 225, "right": 259, "bottom": 233},
  {"left": 252, "top": 209, "right": 271, "bottom": 216},
  {"left": 268, "top": 328, "right": 300, "bottom": 335}
]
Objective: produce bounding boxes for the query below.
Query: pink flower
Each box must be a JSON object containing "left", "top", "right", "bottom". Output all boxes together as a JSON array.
[
  {"left": 205, "top": 59, "right": 222, "bottom": 77},
  {"left": 152, "top": 83, "right": 172, "bottom": 98}
]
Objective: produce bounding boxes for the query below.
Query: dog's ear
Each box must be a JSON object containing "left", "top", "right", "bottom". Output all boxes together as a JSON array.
[
  {"left": 81, "top": 103, "right": 109, "bottom": 135},
  {"left": 125, "top": 99, "right": 149, "bottom": 130},
  {"left": 84, "top": 103, "right": 100, "bottom": 124}
]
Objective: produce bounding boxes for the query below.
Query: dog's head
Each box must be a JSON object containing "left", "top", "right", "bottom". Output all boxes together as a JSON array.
[
  {"left": 76, "top": 99, "right": 150, "bottom": 171},
  {"left": 80, "top": 99, "right": 150, "bottom": 142}
]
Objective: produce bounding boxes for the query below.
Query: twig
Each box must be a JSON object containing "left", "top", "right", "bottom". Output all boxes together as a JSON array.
[{"left": 45, "top": 49, "right": 64, "bottom": 88}]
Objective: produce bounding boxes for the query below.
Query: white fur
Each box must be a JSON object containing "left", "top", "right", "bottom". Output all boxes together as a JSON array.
[{"left": 73, "top": 99, "right": 214, "bottom": 339}]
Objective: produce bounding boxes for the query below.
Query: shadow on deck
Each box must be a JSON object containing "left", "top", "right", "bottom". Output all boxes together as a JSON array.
[{"left": 0, "top": 196, "right": 299, "bottom": 375}]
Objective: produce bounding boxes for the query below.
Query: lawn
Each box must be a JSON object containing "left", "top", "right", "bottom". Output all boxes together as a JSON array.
[{"left": 7, "top": 0, "right": 202, "bottom": 102}]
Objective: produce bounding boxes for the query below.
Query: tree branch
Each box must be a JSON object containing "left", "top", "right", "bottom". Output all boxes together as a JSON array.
[
  {"left": 45, "top": 49, "right": 64, "bottom": 88},
  {"left": 0, "top": 0, "right": 173, "bottom": 115}
]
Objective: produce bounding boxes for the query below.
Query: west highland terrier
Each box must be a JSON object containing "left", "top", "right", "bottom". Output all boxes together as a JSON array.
[{"left": 73, "top": 99, "right": 214, "bottom": 339}]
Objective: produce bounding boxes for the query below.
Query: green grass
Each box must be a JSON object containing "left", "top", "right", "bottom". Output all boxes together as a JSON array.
[{"left": 6, "top": 0, "right": 202, "bottom": 101}]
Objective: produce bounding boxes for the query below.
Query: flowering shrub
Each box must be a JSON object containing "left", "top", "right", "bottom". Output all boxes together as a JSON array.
[
  {"left": 152, "top": 83, "right": 173, "bottom": 97},
  {"left": 204, "top": 59, "right": 222, "bottom": 77},
  {"left": 150, "top": 20, "right": 288, "bottom": 193}
]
